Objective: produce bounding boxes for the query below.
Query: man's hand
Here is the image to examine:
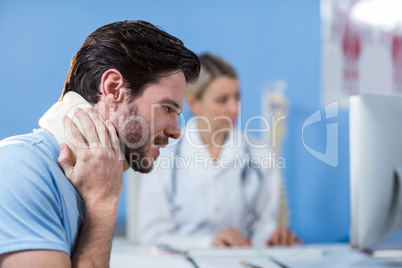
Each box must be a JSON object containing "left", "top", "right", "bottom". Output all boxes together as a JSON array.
[
  {"left": 1, "top": 108, "right": 124, "bottom": 268},
  {"left": 58, "top": 107, "right": 123, "bottom": 267},
  {"left": 266, "top": 226, "right": 302, "bottom": 246},
  {"left": 211, "top": 227, "right": 251, "bottom": 247},
  {"left": 58, "top": 108, "right": 123, "bottom": 210}
]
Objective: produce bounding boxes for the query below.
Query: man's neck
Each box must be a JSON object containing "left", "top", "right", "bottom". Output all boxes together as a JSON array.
[{"left": 39, "top": 91, "right": 130, "bottom": 171}]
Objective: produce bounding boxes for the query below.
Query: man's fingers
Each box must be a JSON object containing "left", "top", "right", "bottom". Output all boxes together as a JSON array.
[
  {"left": 85, "top": 108, "right": 112, "bottom": 148},
  {"left": 63, "top": 115, "right": 87, "bottom": 152},
  {"left": 58, "top": 143, "right": 74, "bottom": 180},
  {"left": 73, "top": 108, "right": 99, "bottom": 148}
]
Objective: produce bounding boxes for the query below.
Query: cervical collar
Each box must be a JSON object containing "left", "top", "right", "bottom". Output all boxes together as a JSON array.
[{"left": 39, "top": 91, "right": 130, "bottom": 172}]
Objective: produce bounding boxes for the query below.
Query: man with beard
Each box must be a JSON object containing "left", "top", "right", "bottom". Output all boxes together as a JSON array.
[{"left": 0, "top": 20, "right": 199, "bottom": 267}]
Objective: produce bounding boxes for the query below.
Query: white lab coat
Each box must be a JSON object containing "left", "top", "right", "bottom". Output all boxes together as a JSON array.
[{"left": 138, "top": 125, "right": 280, "bottom": 248}]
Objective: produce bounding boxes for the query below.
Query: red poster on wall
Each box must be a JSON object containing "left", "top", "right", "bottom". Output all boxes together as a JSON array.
[{"left": 321, "top": 0, "right": 402, "bottom": 108}]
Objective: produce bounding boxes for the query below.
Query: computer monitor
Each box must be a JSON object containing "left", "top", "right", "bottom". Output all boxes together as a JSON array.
[{"left": 350, "top": 93, "right": 402, "bottom": 250}]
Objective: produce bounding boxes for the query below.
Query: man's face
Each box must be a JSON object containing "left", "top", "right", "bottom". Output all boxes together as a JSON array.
[{"left": 115, "top": 71, "right": 185, "bottom": 173}]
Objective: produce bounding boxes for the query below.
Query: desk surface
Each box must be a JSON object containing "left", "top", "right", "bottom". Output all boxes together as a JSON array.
[{"left": 111, "top": 238, "right": 402, "bottom": 268}]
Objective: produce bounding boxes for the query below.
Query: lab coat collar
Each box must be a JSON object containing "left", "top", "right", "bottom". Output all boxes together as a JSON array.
[{"left": 180, "top": 123, "right": 245, "bottom": 169}]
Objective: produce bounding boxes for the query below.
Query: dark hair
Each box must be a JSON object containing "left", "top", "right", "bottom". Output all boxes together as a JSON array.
[
  {"left": 61, "top": 20, "right": 200, "bottom": 103},
  {"left": 186, "top": 53, "right": 237, "bottom": 99}
]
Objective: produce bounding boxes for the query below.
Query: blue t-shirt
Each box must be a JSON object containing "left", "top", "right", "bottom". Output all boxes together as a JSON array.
[{"left": 0, "top": 129, "right": 84, "bottom": 256}]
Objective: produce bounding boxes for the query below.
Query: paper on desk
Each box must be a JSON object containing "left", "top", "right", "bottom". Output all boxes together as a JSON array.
[
  {"left": 110, "top": 252, "right": 195, "bottom": 268},
  {"left": 194, "top": 257, "right": 282, "bottom": 268},
  {"left": 187, "top": 246, "right": 324, "bottom": 258}
]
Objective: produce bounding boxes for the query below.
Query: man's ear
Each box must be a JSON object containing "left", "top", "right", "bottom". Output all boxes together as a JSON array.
[
  {"left": 100, "top": 69, "right": 125, "bottom": 109},
  {"left": 186, "top": 94, "right": 201, "bottom": 115}
]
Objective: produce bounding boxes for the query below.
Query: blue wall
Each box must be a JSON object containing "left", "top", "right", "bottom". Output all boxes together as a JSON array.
[{"left": 0, "top": 0, "right": 349, "bottom": 243}]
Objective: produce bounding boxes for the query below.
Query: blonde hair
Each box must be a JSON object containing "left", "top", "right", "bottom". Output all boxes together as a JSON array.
[{"left": 186, "top": 54, "right": 237, "bottom": 99}]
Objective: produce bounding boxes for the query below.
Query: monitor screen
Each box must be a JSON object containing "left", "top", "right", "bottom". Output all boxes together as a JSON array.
[{"left": 350, "top": 94, "right": 402, "bottom": 249}]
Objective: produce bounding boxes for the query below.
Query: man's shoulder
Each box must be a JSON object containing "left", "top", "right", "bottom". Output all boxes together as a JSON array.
[
  {"left": 0, "top": 130, "right": 83, "bottom": 257},
  {"left": 0, "top": 129, "right": 57, "bottom": 149},
  {"left": 0, "top": 129, "right": 59, "bottom": 163},
  {"left": 0, "top": 129, "right": 64, "bottom": 194}
]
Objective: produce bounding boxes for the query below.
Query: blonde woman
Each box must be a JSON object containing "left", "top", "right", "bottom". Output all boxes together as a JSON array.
[{"left": 138, "top": 54, "right": 298, "bottom": 248}]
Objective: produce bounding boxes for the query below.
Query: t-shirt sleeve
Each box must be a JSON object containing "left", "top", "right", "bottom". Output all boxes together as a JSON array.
[{"left": 0, "top": 142, "right": 70, "bottom": 256}]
